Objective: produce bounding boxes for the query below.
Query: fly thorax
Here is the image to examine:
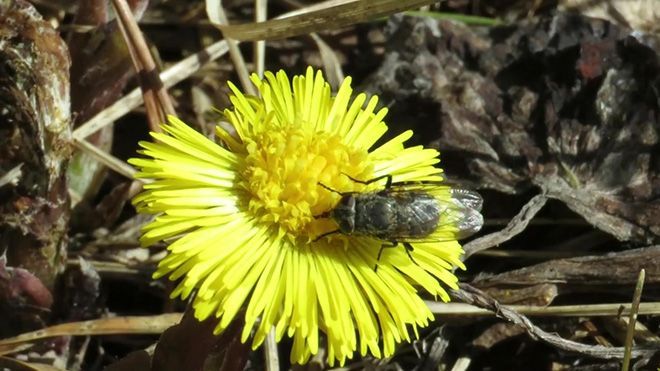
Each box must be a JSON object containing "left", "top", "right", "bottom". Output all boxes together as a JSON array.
[{"left": 356, "top": 196, "right": 396, "bottom": 234}]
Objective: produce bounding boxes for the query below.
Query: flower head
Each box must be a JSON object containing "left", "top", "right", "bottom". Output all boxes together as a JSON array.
[{"left": 130, "top": 67, "right": 473, "bottom": 365}]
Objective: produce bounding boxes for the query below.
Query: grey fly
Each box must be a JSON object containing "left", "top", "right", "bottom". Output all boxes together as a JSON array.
[{"left": 317, "top": 174, "right": 483, "bottom": 270}]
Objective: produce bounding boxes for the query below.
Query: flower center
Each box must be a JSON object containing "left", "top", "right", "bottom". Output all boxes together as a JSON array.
[{"left": 239, "top": 124, "right": 371, "bottom": 241}]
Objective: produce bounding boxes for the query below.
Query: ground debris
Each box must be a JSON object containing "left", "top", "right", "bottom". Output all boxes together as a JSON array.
[
  {"left": 367, "top": 13, "right": 660, "bottom": 244},
  {"left": 473, "top": 246, "right": 660, "bottom": 304}
]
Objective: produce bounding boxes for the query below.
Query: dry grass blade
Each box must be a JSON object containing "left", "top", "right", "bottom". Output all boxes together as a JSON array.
[
  {"left": 0, "top": 357, "right": 66, "bottom": 371},
  {"left": 206, "top": 0, "right": 255, "bottom": 95},
  {"left": 310, "top": 33, "right": 344, "bottom": 89},
  {"left": 218, "top": 0, "right": 438, "bottom": 41},
  {"left": 426, "top": 301, "right": 660, "bottom": 317},
  {"left": 71, "top": 138, "right": 136, "bottom": 179},
  {"left": 419, "top": 327, "right": 451, "bottom": 371},
  {"left": 66, "top": 259, "right": 151, "bottom": 278},
  {"left": 405, "top": 10, "right": 502, "bottom": 26},
  {"left": 0, "top": 313, "right": 182, "bottom": 356},
  {"left": 279, "top": 0, "right": 354, "bottom": 18},
  {"left": 280, "top": 1, "right": 344, "bottom": 87},
  {"left": 450, "top": 356, "right": 471, "bottom": 371},
  {"left": 621, "top": 269, "right": 646, "bottom": 371}
]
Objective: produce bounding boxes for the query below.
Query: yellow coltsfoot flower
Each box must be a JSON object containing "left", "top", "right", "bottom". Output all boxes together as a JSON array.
[{"left": 130, "top": 67, "right": 481, "bottom": 365}]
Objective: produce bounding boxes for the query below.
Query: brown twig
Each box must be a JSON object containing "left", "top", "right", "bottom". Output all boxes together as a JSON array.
[
  {"left": 111, "top": 0, "right": 175, "bottom": 131},
  {"left": 451, "top": 283, "right": 658, "bottom": 360},
  {"left": 464, "top": 194, "right": 548, "bottom": 258}
]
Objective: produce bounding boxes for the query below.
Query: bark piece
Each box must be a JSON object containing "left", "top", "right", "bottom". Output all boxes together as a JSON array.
[
  {"left": 0, "top": 0, "right": 71, "bottom": 335},
  {"left": 473, "top": 246, "right": 660, "bottom": 295}
]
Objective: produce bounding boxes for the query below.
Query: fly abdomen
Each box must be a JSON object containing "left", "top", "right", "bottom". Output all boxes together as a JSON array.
[{"left": 391, "top": 192, "right": 440, "bottom": 237}]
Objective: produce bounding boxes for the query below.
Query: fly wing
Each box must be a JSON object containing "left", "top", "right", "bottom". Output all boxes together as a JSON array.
[
  {"left": 386, "top": 183, "right": 484, "bottom": 242},
  {"left": 430, "top": 191, "right": 484, "bottom": 240},
  {"left": 450, "top": 188, "right": 483, "bottom": 212},
  {"left": 448, "top": 188, "right": 484, "bottom": 238}
]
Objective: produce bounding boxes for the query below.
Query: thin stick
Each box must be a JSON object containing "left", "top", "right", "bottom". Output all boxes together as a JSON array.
[
  {"left": 113, "top": 0, "right": 176, "bottom": 117},
  {"left": 463, "top": 194, "right": 547, "bottom": 258},
  {"left": 254, "top": 0, "right": 267, "bottom": 78},
  {"left": 112, "top": 0, "right": 161, "bottom": 131},
  {"left": 71, "top": 138, "right": 137, "bottom": 179},
  {"left": 206, "top": 0, "right": 256, "bottom": 95},
  {"left": 264, "top": 328, "right": 280, "bottom": 371},
  {"left": 451, "top": 284, "right": 658, "bottom": 360},
  {"left": 621, "top": 269, "right": 645, "bottom": 371}
]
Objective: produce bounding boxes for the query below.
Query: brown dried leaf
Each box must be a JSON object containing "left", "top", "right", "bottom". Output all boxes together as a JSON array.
[
  {"left": 472, "top": 322, "right": 526, "bottom": 349},
  {"left": 0, "top": 261, "right": 53, "bottom": 336},
  {"left": 151, "top": 309, "right": 249, "bottom": 371},
  {"left": 473, "top": 246, "right": 660, "bottom": 292}
]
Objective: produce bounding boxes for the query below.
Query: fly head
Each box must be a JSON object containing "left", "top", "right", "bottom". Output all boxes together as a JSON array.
[{"left": 332, "top": 195, "right": 356, "bottom": 233}]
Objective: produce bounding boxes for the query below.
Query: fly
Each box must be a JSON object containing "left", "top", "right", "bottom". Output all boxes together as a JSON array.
[{"left": 317, "top": 174, "right": 483, "bottom": 270}]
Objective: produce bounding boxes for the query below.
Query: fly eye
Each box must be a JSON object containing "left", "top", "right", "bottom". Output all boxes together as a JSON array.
[
  {"left": 330, "top": 195, "right": 356, "bottom": 233},
  {"left": 336, "top": 216, "right": 354, "bottom": 233},
  {"left": 338, "top": 195, "right": 355, "bottom": 209}
]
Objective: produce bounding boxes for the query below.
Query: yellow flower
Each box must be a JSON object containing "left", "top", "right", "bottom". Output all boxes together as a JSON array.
[{"left": 130, "top": 67, "right": 472, "bottom": 365}]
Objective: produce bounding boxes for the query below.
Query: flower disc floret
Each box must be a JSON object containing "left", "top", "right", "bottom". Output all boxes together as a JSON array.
[{"left": 238, "top": 125, "right": 369, "bottom": 241}]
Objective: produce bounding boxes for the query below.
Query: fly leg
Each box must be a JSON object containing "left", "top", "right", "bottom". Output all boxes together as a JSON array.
[
  {"left": 402, "top": 242, "right": 418, "bottom": 266},
  {"left": 376, "top": 241, "right": 398, "bottom": 262},
  {"left": 343, "top": 174, "right": 393, "bottom": 190},
  {"left": 344, "top": 173, "right": 448, "bottom": 191},
  {"left": 375, "top": 240, "right": 398, "bottom": 272},
  {"left": 375, "top": 241, "right": 419, "bottom": 272},
  {"left": 313, "top": 229, "right": 339, "bottom": 242}
]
